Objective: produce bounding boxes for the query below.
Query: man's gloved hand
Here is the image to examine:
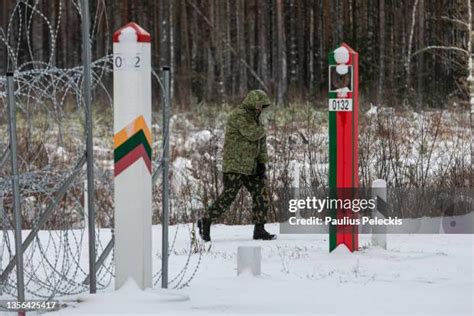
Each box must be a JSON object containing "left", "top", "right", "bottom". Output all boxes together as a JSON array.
[{"left": 256, "top": 163, "right": 267, "bottom": 179}]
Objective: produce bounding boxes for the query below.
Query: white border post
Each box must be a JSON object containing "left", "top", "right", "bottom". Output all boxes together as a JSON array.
[
  {"left": 237, "top": 246, "right": 261, "bottom": 276},
  {"left": 372, "top": 179, "right": 387, "bottom": 249},
  {"left": 113, "top": 23, "right": 152, "bottom": 290}
]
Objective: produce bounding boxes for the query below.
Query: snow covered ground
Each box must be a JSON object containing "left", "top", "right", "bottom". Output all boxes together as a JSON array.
[{"left": 36, "top": 224, "right": 474, "bottom": 316}]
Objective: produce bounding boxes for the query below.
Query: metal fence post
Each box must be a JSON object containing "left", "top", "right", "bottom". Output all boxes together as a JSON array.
[
  {"left": 6, "top": 72, "right": 25, "bottom": 307},
  {"left": 80, "top": 0, "right": 96, "bottom": 294},
  {"left": 162, "top": 66, "right": 171, "bottom": 289}
]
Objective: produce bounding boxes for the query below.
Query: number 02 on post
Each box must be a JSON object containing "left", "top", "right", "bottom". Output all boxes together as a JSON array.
[{"left": 328, "top": 98, "right": 353, "bottom": 111}]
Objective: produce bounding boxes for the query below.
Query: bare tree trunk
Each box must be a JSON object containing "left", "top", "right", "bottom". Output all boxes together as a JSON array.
[
  {"left": 367, "top": 0, "right": 376, "bottom": 89},
  {"left": 236, "top": 0, "right": 247, "bottom": 96},
  {"left": 176, "top": 0, "right": 191, "bottom": 107},
  {"left": 405, "top": 0, "right": 420, "bottom": 106},
  {"left": 257, "top": 0, "right": 268, "bottom": 85},
  {"left": 389, "top": 0, "right": 395, "bottom": 103},
  {"left": 190, "top": 0, "right": 199, "bottom": 99},
  {"left": 30, "top": 1, "right": 43, "bottom": 66},
  {"left": 319, "top": 0, "right": 326, "bottom": 96},
  {"left": 377, "top": 0, "right": 385, "bottom": 106},
  {"left": 289, "top": 1, "right": 297, "bottom": 85},
  {"left": 467, "top": 0, "right": 473, "bottom": 186},
  {"left": 416, "top": 0, "right": 425, "bottom": 110},
  {"left": 225, "top": 1, "right": 232, "bottom": 99},
  {"left": 308, "top": 3, "right": 314, "bottom": 96},
  {"left": 153, "top": 0, "right": 160, "bottom": 68},
  {"left": 159, "top": 0, "right": 170, "bottom": 67},
  {"left": 121, "top": 0, "right": 129, "bottom": 27},
  {"left": 1, "top": 1, "right": 7, "bottom": 71},
  {"left": 216, "top": 0, "right": 226, "bottom": 102},
  {"left": 247, "top": 0, "right": 256, "bottom": 89},
  {"left": 276, "top": 0, "right": 287, "bottom": 105},
  {"left": 205, "top": 0, "right": 215, "bottom": 101},
  {"left": 170, "top": 0, "right": 175, "bottom": 101},
  {"left": 296, "top": 2, "right": 305, "bottom": 98}
]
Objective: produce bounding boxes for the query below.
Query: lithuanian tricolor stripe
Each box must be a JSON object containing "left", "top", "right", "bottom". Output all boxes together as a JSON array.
[{"left": 114, "top": 116, "right": 152, "bottom": 177}]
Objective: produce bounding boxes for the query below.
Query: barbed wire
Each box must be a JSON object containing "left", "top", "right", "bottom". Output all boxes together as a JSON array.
[{"left": 0, "top": 0, "right": 203, "bottom": 305}]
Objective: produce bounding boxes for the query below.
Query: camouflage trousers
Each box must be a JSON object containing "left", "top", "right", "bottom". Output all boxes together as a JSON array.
[{"left": 205, "top": 173, "right": 269, "bottom": 224}]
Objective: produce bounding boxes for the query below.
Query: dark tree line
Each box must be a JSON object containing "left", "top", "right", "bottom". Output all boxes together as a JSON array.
[{"left": 1, "top": 0, "right": 472, "bottom": 108}]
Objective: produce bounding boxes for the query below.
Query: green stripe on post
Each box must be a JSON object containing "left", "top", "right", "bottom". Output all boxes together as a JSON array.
[
  {"left": 328, "top": 51, "right": 338, "bottom": 252},
  {"left": 114, "top": 130, "right": 152, "bottom": 163}
]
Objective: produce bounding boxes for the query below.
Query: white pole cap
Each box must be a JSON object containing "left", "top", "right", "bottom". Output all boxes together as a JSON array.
[{"left": 334, "top": 46, "right": 350, "bottom": 64}]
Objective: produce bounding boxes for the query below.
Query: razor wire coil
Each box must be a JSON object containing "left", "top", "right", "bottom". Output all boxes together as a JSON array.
[{"left": 0, "top": 0, "right": 204, "bottom": 305}]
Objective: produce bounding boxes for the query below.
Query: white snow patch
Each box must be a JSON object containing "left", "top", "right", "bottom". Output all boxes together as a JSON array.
[{"left": 42, "top": 225, "right": 473, "bottom": 316}]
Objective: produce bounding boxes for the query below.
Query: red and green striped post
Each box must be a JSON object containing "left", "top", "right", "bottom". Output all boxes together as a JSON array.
[{"left": 328, "top": 43, "right": 359, "bottom": 252}]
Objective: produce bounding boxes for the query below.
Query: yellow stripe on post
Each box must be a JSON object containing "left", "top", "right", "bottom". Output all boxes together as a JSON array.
[{"left": 113, "top": 115, "right": 152, "bottom": 149}]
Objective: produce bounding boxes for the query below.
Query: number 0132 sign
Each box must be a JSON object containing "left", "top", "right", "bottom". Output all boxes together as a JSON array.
[{"left": 328, "top": 98, "right": 353, "bottom": 111}]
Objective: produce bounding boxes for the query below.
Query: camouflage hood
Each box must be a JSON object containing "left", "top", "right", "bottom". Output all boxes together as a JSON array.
[
  {"left": 241, "top": 89, "right": 271, "bottom": 113},
  {"left": 222, "top": 90, "right": 270, "bottom": 175}
]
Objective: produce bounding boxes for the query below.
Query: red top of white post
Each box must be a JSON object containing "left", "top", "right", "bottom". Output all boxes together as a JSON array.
[{"left": 113, "top": 22, "right": 151, "bottom": 43}]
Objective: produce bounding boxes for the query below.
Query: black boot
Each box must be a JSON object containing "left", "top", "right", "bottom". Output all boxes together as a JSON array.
[
  {"left": 253, "top": 224, "right": 276, "bottom": 240},
  {"left": 197, "top": 218, "right": 212, "bottom": 242}
]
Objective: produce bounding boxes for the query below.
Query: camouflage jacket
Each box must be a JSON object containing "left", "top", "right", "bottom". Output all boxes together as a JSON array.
[{"left": 223, "top": 90, "right": 271, "bottom": 175}]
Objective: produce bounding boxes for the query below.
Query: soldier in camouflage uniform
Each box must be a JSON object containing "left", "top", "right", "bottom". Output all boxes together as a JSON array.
[{"left": 197, "top": 89, "right": 276, "bottom": 241}]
